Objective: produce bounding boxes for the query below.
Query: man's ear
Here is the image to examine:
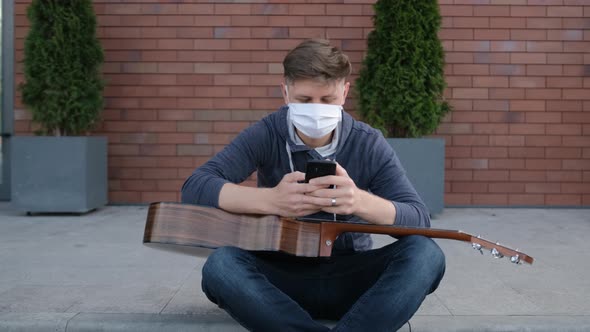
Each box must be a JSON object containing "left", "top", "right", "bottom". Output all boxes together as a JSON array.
[
  {"left": 342, "top": 81, "right": 351, "bottom": 104},
  {"left": 281, "top": 82, "right": 289, "bottom": 105}
]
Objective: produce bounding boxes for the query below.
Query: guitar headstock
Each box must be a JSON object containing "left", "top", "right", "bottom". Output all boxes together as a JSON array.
[{"left": 464, "top": 232, "right": 534, "bottom": 265}]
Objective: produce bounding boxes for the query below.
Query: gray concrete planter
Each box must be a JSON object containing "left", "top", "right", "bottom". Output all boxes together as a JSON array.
[
  {"left": 11, "top": 136, "right": 108, "bottom": 214},
  {"left": 387, "top": 138, "right": 445, "bottom": 217}
]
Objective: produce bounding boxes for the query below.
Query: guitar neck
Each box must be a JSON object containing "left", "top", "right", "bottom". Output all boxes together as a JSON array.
[
  {"left": 322, "top": 221, "right": 472, "bottom": 242},
  {"left": 314, "top": 220, "right": 533, "bottom": 265}
]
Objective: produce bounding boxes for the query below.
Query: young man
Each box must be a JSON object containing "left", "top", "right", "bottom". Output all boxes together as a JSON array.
[{"left": 181, "top": 39, "right": 445, "bottom": 332}]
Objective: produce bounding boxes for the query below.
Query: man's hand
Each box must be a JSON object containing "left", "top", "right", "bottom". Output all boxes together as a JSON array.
[
  {"left": 306, "top": 163, "right": 362, "bottom": 216},
  {"left": 269, "top": 171, "right": 326, "bottom": 218},
  {"left": 306, "top": 163, "right": 396, "bottom": 225}
]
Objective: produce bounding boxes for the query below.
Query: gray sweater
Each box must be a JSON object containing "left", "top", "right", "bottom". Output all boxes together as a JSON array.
[{"left": 181, "top": 106, "right": 430, "bottom": 252}]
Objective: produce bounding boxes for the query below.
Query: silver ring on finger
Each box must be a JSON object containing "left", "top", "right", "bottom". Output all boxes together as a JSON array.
[{"left": 331, "top": 198, "right": 337, "bottom": 207}]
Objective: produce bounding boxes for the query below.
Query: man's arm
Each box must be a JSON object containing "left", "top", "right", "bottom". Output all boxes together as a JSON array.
[
  {"left": 355, "top": 191, "right": 397, "bottom": 225},
  {"left": 368, "top": 148, "right": 431, "bottom": 227},
  {"left": 181, "top": 121, "right": 269, "bottom": 207}
]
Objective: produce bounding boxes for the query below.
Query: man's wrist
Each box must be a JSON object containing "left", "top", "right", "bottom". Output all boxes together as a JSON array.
[
  {"left": 355, "top": 189, "right": 370, "bottom": 216},
  {"left": 219, "top": 184, "right": 277, "bottom": 216},
  {"left": 259, "top": 187, "right": 277, "bottom": 215},
  {"left": 355, "top": 189, "right": 396, "bottom": 225}
]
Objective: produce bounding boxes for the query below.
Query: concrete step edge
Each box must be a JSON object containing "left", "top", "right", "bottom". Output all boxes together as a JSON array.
[{"left": 1, "top": 312, "right": 590, "bottom": 332}]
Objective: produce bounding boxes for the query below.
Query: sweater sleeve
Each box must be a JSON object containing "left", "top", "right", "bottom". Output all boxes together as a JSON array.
[
  {"left": 180, "top": 120, "right": 271, "bottom": 208},
  {"left": 368, "top": 133, "right": 431, "bottom": 228}
]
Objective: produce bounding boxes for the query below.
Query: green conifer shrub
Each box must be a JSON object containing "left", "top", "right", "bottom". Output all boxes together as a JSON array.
[
  {"left": 20, "top": 0, "right": 104, "bottom": 136},
  {"left": 356, "top": 0, "right": 450, "bottom": 138}
]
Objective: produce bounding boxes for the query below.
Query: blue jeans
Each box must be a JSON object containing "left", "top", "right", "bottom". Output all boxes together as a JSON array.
[{"left": 202, "top": 235, "right": 445, "bottom": 332}]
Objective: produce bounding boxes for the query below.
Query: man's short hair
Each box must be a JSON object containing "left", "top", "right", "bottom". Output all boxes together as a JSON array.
[{"left": 283, "top": 39, "right": 352, "bottom": 84}]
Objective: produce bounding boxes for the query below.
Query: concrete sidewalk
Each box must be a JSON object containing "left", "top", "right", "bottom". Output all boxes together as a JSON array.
[{"left": 0, "top": 202, "right": 589, "bottom": 331}]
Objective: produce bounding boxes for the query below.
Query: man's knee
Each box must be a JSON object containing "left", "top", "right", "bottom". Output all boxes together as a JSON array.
[
  {"left": 396, "top": 235, "right": 446, "bottom": 288},
  {"left": 408, "top": 235, "right": 445, "bottom": 264},
  {"left": 404, "top": 235, "right": 445, "bottom": 265},
  {"left": 202, "top": 246, "right": 250, "bottom": 298}
]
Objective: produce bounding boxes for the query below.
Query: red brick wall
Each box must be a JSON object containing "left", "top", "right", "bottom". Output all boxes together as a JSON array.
[
  {"left": 438, "top": 0, "right": 589, "bottom": 206},
  {"left": 13, "top": 1, "right": 590, "bottom": 206}
]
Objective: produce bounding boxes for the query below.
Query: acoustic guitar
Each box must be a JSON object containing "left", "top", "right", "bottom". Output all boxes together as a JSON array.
[{"left": 143, "top": 202, "right": 533, "bottom": 265}]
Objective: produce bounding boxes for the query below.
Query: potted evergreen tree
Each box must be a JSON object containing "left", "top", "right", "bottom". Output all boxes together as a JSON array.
[
  {"left": 12, "top": 0, "right": 107, "bottom": 214},
  {"left": 356, "top": 0, "right": 450, "bottom": 215}
]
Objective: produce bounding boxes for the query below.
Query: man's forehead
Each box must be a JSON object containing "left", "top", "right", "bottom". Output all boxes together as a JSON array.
[{"left": 288, "top": 79, "right": 344, "bottom": 94}]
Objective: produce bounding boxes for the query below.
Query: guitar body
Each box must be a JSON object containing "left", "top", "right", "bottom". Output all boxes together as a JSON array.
[
  {"left": 144, "top": 202, "right": 533, "bottom": 265},
  {"left": 144, "top": 202, "right": 322, "bottom": 257}
]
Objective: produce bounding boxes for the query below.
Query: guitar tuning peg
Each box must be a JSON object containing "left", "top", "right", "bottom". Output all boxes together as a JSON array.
[
  {"left": 511, "top": 255, "right": 521, "bottom": 264},
  {"left": 491, "top": 247, "right": 504, "bottom": 259},
  {"left": 472, "top": 243, "right": 483, "bottom": 254}
]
